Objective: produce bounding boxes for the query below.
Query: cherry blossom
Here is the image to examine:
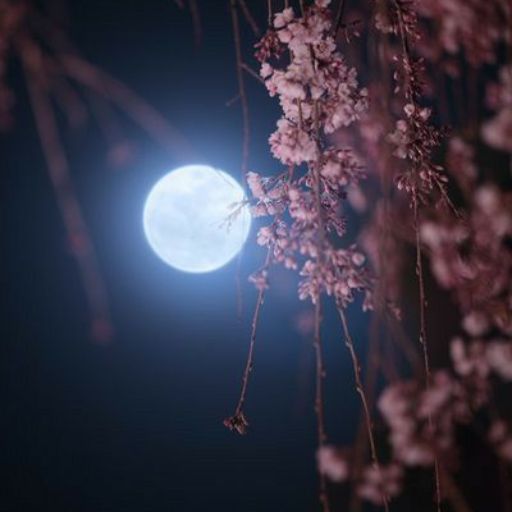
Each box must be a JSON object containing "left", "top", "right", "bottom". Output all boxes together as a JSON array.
[
  {"left": 482, "top": 65, "right": 512, "bottom": 153},
  {"left": 317, "top": 446, "right": 349, "bottom": 482}
]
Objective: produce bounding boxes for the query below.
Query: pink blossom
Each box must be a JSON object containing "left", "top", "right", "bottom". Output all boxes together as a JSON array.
[
  {"left": 248, "top": 268, "right": 269, "bottom": 291},
  {"left": 317, "top": 446, "right": 349, "bottom": 482},
  {"left": 273, "top": 7, "right": 294, "bottom": 29},
  {"left": 417, "top": 0, "right": 506, "bottom": 66},
  {"left": 269, "top": 119, "right": 317, "bottom": 165},
  {"left": 462, "top": 311, "right": 490, "bottom": 337},
  {"left": 482, "top": 109, "right": 512, "bottom": 153},
  {"left": 357, "top": 464, "right": 403, "bottom": 505},
  {"left": 488, "top": 421, "right": 512, "bottom": 462},
  {"left": 487, "top": 342, "right": 512, "bottom": 381}
]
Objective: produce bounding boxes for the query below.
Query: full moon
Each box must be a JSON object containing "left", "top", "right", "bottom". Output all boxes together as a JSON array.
[{"left": 143, "top": 165, "right": 251, "bottom": 273}]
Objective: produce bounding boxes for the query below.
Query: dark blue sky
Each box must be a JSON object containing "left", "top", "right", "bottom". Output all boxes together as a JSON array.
[{"left": 0, "top": 2, "right": 372, "bottom": 510}]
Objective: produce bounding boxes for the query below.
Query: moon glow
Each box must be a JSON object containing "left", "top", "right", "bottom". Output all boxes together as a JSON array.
[{"left": 143, "top": 165, "right": 251, "bottom": 273}]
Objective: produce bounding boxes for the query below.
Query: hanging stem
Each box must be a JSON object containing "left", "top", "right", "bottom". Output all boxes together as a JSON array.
[
  {"left": 20, "top": 38, "right": 112, "bottom": 343},
  {"left": 237, "top": 0, "right": 260, "bottom": 36},
  {"left": 58, "top": 54, "right": 196, "bottom": 160},
  {"left": 235, "top": 283, "right": 265, "bottom": 415},
  {"left": 390, "top": 1, "right": 443, "bottom": 507},
  {"left": 188, "top": 0, "right": 202, "bottom": 46},
  {"left": 413, "top": 191, "right": 442, "bottom": 512},
  {"left": 314, "top": 297, "right": 330, "bottom": 512},
  {"left": 412, "top": 192, "right": 431, "bottom": 381},
  {"left": 337, "top": 306, "right": 390, "bottom": 512},
  {"left": 230, "top": 0, "right": 251, "bottom": 177},
  {"left": 230, "top": 0, "right": 252, "bottom": 322},
  {"left": 224, "top": 249, "right": 271, "bottom": 434}
]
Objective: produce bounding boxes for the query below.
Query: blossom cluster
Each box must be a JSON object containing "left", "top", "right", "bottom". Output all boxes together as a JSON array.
[
  {"left": 421, "top": 184, "right": 512, "bottom": 327},
  {"left": 378, "top": 371, "right": 470, "bottom": 467},
  {"left": 482, "top": 65, "right": 512, "bottom": 153},
  {"left": 374, "top": 1, "right": 450, "bottom": 204},
  {"left": 416, "top": 0, "right": 507, "bottom": 67},
  {"left": 247, "top": 0, "right": 371, "bottom": 308},
  {"left": 309, "top": 0, "right": 512, "bottom": 506},
  {"left": 237, "top": 0, "right": 511, "bottom": 508},
  {"left": 318, "top": 446, "right": 403, "bottom": 506}
]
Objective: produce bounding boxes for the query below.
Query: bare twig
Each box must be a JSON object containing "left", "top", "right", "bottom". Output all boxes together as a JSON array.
[
  {"left": 413, "top": 191, "right": 442, "bottom": 512},
  {"left": 348, "top": 312, "right": 384, "bottom": 512},
  {"left": 412, "top": 193, "right": 431, "bottom": 386},
  {"left": 188, "top": 0, "right": 202, "bottom": 46},
  {"left": 314, "top": 298, "right": 330, "bottom": 512},
  {"left": 238, "top": 0, "right": 261, "bottom": 36},
  {"left": 226, "top": 93, "right": 241, "bottom": 106},
  {"left": 337, "top": 305, "right": 390, "bottom": 512},
  {"left": 20, "top": 37, "right": 112, "bottom": 343},
  {"left": 230, "top": 0, "right": 252, "bottom": 325},
  {"left": 224, "top": 250, "right": 271, "bottom": 434},
  {"left": 241, "top": 62, "right": 265, "bottom": 84},
  {"left": 441, "top": 470, "right": 473, "bottom": 512},
  {"left": 58, "top": 54, "right": 197, "bottom": 160},
  {"left": 391, "top": 1, "right": 444, "bottom": 507},
  {"left": 230, "top": 0, "right": 251, "bottom": 176}
]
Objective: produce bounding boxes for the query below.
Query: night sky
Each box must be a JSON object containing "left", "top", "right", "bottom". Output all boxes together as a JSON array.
[{"left": 0, "top": 2, "right": 371, "bottom": 510}]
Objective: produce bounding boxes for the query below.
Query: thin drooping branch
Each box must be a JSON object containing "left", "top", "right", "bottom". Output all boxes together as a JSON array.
[
  {"left": 310, "top": 102, "right": 331, "bottom": 512},
  {"left": 58, "top": 54, "right": 197, "bottom": 161},
  {"left": 29, "top": 8, "right": 195, "bottom": 162},
  {"left": 412, "top": 192, "right": 431, "bottom": 384},
  {"left": 230, "top": 0, "right": 252, "bottom": 322},
  {"left": 240, "top": 62, "right": 265, "bottom": 84},
  {"left": 413, "top": 191, "right": 442, "bottom": 511},
  {"left": 20, "top": 38, "right": 112, "bottom": 343},
  {"left": 230, "top": 0, "right": 251, "bottom": 176},
  {"left": 50, "top": 73, "right": 88, "bottom": 128},
  {"left": 238, "top": 0, "right": 261, "bottom": 36},
  {"left": 224, "top": 249, "right": 271, "bottom": 435},
  {"left": 390, "top": 2, "right": 443, "bottom": 508},
  {"left": 338, "top": 305, "right": 390, "bottom": 512},
  {"left": 441, "top": 471, "right": 473, "bottom": 512},
  {"left": 235, "top": 285, "right": 265, "bottom": 414},
  {"left": 188, "top": 0, "right": 202, "bottom": 47},
  {"left": 314, "top": 298, "right": 331, "bottom": 512},
  {"left": 349, "top": 314, "right": 384, "bottom": 512}
]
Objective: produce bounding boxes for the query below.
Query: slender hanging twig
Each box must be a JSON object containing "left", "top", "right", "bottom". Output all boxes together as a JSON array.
[
  {"left": 348, "top": 313, "right": 384, "bottom": 512},
  {"left": 20, "top": 37, "right": 112, "bottom": 343},
  {"left": 58, "top": 54, "right": 196, "bottom": 161},
  {"left": 188, "top": 0, "right": 202, "bottom": 46},
  {"left": 240, "top": 62, "right": 265, "bottom": 84},
  {"left": 338, "top": 305, "right": 390, "bottom": 512},
  {"left": 224, "top": 249, "right": 272, "bottom": 434},
  {"left": 238, "top": 0, "right": 261, "bottom": 36},
  {"left": 310, "top": 101, "right": 331, "bottom": 512},
  {"left": 230, "top": 0, "right": 253, "bottom": 322},
  {"left": 391, "top": 2, "right": 443, "bottom": 508},
  {"left": 314, "top": 297, "right": 331, "bottom": 512},
  {"left": 230, "top": 0, "right": 251, "bottom": 176},
  {"left": 412, "top": 192, "right": 431, "bottom": 383},
  {"left": 412, "top": 190, "right": 442, "bottom": 511}
]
